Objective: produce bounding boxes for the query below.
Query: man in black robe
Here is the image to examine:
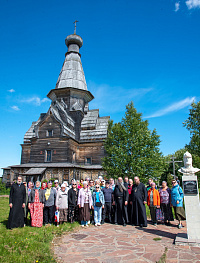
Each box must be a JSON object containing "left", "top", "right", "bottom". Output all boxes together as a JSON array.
[
  {"left": 113, "top": 177, "right": 129, "bottom": 226},
  {"left": 7, "top": 176, "right": 26, "bottom": 229},
  {"left": 131, "top": 176, "right": 147, "bottom": 227}
]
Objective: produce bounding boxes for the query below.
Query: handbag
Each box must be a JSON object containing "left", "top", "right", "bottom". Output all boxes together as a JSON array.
[
  {"left": 95, "top": 202, "right": 102, "bottom": 207},
  {"left": 54, "top": 210, "right": 60, "bottom": 223},
  {"left": 156, "top": 208, "right": 164, "bottom": 221}
]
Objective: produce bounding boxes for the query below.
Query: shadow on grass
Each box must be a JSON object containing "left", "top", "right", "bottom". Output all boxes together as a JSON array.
[{"left": 0, "top": 219, "right": 8, "bottom": 227}]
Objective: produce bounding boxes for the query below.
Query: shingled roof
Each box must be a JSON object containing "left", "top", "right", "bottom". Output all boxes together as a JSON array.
[
  {"left": 80, "top": 110, "right": 109, "bottom": 141},
  {"left": 23, "top": 33, "right": 110, "bottom": 144},
  {"left": 55, "top": 34, "right": 87, "bottom": 91}
]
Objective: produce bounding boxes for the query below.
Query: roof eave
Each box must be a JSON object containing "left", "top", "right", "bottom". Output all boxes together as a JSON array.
[{"left": 47, "top": 87, "right": 94, "bottom": 103}]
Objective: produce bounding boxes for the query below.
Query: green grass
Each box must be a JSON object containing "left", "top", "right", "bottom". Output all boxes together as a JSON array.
[
  {"left": 153, "top": 237, "right": 162, "bottom": 241},
  {"left": 0, "top": 188, "right": 10, "bottom": 195},
  {"left": 0, "top": 197, "right": 79, "bottom": 263},
  {"left": 157, "top": 247, "right": 168, "bottom": 263},
  {"left": 145, "top": 204, "right": 150, "bottom": 218}
]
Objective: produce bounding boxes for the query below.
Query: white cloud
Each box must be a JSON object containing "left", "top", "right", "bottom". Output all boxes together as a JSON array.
[
  {"left": 145, "top": 97, "right": 195, "bottom": 118},
  {"left": 175, "top": 2, "right": 180, "bottom": 12},
  {"left": 8, "top": 89, "right": 15, "bottom": 93},
  {"left": 11, "top": 105, "right": 20, "bottom": 111},
  {"left": 88, "top": 82, "right": 153, "bottom": 114},
  {"left": 186, "top": 0, "right": 200, "bottom": 9},
  {"left": 21, "top": 96, "right": 50, "bottom": 106}
]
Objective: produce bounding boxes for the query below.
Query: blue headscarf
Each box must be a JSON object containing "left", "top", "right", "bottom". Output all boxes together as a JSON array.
[{"left": 35, "top": 181, "right": 41, "bottom": 190}]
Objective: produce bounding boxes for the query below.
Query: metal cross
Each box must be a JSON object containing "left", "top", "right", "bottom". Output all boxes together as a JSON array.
[
  {"left": 167, "top": 155, "right": 182, "bottom": 176},
  {"left": 73, "top": 20, "right": 79, "bottom": 34}
]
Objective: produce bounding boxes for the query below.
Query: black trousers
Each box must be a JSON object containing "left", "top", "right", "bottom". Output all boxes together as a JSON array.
[
  {"left": 44, "top": 206, "right": 54, "bottom": 224},
  {"left": 102, "top": 202, "right": 112, "bottom": 222},
  {"left": 69, "top": 205, "right": 79, "bottom": 222},
  {"left": 150, "top": 206, "right": 157, "bottom": 223},
  {"left": 115, "top": 197, "right": 127, "bottom": 224}
]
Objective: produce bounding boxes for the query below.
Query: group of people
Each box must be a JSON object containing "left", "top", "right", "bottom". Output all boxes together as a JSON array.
[
  {"left": 7, "top": 175, "right": 185, "bottom": 229},
  {"left": 146, "top": 178, "right": 185, "bottom": 228}
]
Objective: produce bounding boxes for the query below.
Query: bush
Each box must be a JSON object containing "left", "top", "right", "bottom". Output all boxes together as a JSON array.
[{"left": 0, "top": 179, "right": 10, "bottom": 195}]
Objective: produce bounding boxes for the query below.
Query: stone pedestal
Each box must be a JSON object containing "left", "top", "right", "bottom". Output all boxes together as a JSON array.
[
  {"left": 182, "top": 175, "right": 200, "bottom": 240},
  {"left": 175, "top": 151, "right": 200, "bottom": 245}
]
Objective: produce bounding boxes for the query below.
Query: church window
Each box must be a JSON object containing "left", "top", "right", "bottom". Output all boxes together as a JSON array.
[
  {"left": 47, "top": 130, "right": 53, "bottom": 137},
  {"left": 63, "top": 169, "right": 69, "bottom": 181},
  {"left": 45, "top": 150, "right": 52, "bottom": 162},
  {"left": 86, "top": 157, "right": 92, "bottom": 165},
  {"left": 72, "top": 152, "right": 76, "bottom": 163}
]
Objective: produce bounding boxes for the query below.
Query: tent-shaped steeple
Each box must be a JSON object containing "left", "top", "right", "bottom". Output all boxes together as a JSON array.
[{"left": 55, "top": 34, "right": 87, "bottom": 91}]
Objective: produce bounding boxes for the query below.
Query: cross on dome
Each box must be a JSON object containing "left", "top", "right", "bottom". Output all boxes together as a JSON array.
[{"left": 73, "top": 20, "right": 79, "bottom": 34}]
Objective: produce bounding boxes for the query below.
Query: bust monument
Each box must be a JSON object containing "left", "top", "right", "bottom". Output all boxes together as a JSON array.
[{"left": 178, "top": 151, "right": 200, "bottom": 175}]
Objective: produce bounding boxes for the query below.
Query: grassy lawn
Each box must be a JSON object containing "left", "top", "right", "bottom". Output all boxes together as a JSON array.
[
  {"left": 145, "top": 204, "right": 150, "bottom": 218},
  {"left": 0, "top": 197, "right": 79, "bottom": 263}
]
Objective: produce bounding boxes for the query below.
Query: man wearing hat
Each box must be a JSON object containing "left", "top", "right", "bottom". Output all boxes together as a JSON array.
[{"left": 53, "top": 180, "right": 60, "bottom": 193}]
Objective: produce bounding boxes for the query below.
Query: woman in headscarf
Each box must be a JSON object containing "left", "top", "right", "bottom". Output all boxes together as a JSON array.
[
  {"left": 28, "top": 181, "right": 45, "bottom": 227},
  {"left": 159, "top": 181, "right": 173, "bottom": 225},
  {"left": 41, "top": 181, "right": 47, "bottom": 190},
  {"left": 78, "top": 181, "right": 93, "bottom": 227},
  {"left": 147, "top": 182, "right": 160, "bottom": 225}
]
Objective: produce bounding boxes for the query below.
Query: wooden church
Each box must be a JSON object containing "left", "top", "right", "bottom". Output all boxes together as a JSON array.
[{"left": 2, "top": 31, "right": 110, "bottom": 184}]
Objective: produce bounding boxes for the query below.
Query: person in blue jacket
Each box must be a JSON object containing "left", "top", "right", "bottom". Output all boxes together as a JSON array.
[
  {"left": 92, "top": 184, "right": 105, "bottom": 226},
  {"left": 171, "top": 179, "right": 186, "bottom": 228}
]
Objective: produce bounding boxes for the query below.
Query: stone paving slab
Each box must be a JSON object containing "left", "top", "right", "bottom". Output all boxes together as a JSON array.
[{"left": 53, "top": 221, "right": 200, "bottom": 263}]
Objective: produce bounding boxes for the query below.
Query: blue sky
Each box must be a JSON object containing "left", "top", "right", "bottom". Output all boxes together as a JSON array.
[{"left": 0, "top": 0, "right": 200, "bottom": 174}]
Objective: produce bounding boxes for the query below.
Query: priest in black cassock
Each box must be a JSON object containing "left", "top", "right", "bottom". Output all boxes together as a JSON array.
[
  {"left": 113, "top": 177, "right": 129, "bottom": 226},
  {"left": 7, "top": 176, "right": 26, "bottom": 229},
  {"left": 130, "top": 176, "right": 147, "bottom": 227}
]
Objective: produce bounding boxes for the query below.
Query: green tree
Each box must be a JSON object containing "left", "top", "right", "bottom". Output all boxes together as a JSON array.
[
  {"left": 182, "top": 101, "right": 200, "bottom": 182},
  {"left": 183, "top": 101, "right": 200, "bottom": 156},
  {"left": 102, "top": 102, "right": 165, "bottom": 183},
  {"left": 163, "top": 148, "right": 200, "bottom": 185},
  {"left": 162, "top": 148, "right": 185, "bottom": 185}
]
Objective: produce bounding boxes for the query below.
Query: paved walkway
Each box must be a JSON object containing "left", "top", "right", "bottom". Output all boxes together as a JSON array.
[{"left": 53, "top": 221, "right": 200, "bottom": 263}]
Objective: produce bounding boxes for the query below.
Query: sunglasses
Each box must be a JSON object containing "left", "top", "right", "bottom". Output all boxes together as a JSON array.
[
  {"left": 72, "top": 184, "right": 77, "bottom": 185},
  {"left": 96, "top": 187, "right": 100, "bottom": 188}
]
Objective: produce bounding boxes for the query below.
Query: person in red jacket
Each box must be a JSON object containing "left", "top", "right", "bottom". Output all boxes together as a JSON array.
[{"left": 147, "top": 182, "right": 160, "bottom": 225}]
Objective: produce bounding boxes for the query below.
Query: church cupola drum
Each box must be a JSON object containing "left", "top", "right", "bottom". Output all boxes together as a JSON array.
[{"left": 3, "top": 28, "right": 110, "bottom": 184}]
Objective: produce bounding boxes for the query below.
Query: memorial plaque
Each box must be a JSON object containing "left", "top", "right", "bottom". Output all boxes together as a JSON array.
[{"left": 183, "top": 180, "right": 198, "bottom": 195}]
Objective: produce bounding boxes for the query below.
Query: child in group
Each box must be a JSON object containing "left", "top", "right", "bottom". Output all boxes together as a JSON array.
[{"left": 55, "top": 183, "right": 68, "bottom": 227}]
